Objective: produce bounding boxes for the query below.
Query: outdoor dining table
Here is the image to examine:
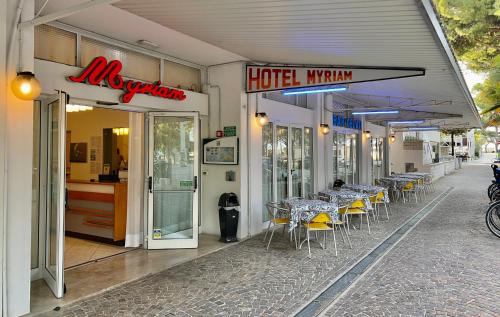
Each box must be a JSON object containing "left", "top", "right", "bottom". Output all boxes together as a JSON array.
[
  {"left": 318, "top": 188, "right": 373, "bottom": 210},
  {"left": 341, "top": 184, "right": 390, "bottom": 203},
  {"left": 378, "top": 176, "right": 416, "bottom": 190},
  {"left": 395, "top": 174, "right": 426, "bottom": 180},
  {"left": 282, "top": 198, "right": 339, "bottom": 232}
]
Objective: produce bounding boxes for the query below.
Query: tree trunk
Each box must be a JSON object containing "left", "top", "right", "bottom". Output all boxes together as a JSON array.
[{"left": 451, "top": 133, "right": 455, "bottom": 156}]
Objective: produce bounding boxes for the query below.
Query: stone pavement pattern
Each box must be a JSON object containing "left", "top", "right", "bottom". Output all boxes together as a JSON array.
[
  {"left": 37, "top": 164, "right": 499, "bottom": 317},
  {"left": 322, "top": 164, "right": 500, "bottom": 317}
]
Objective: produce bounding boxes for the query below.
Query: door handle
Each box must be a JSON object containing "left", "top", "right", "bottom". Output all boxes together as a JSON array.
[
  {"left": 148, "top": 176, "right": 153, "bottom": 193},
  {"left": 193, "top": 176, "right": 198, "bottom": 192}
]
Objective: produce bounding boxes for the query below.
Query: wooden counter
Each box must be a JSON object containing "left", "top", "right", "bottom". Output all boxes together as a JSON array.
[{"left": 66, "top": 180, "right": 127, "bottom": 243}]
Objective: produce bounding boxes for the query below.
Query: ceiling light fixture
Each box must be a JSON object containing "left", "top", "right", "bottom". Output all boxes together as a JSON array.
[
  {"left": 282, "top": 85, "right": 348, "bottom": 96},
  {"left": 11, "top": 71, "right": 41, "bottom": 100},
  {"left": 137, "top": 39, "right": 160, "bottom": 50},
  {"left": 388, "top": 120, "right": 425, "bottom": 125},
  {"left": 352, "top": 110, "right": 399, "bottom": 115},
  {"left": 407, "top": 126, "right": 440, "bottom": 131}
]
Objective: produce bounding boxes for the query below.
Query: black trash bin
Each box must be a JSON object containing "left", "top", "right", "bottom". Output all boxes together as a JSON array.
[{"left": 218, "top": 193, "right": 239, "bottom": 243}]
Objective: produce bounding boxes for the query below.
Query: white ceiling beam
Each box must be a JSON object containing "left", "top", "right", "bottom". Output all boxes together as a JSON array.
[{"left": 19, "top": 0, "right": 121, "bottom": 29}]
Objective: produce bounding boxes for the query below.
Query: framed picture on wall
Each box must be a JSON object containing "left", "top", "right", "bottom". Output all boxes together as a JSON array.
[{"left": 70, "top": 143, "right": 87, "bottom": 163}]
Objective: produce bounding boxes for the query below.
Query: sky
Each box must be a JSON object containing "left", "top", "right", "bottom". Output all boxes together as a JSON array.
[{"left": 460, "top": 62, "right": 487, "bottom": 96}]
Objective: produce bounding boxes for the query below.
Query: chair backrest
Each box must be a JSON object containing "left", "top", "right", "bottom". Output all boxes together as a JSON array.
[
  {"left": 403, "top": 182, "right": 413, "bottom": 190},
  {"left": 308, "top": 193, "right": 320, "bottom": 200},
  {"left": 266, "top": 202, "right": 288, "bottom": 220},
  {"left": 350, "top": 199, "right": 365, "bottom": 208},
  {"left": 310, "top": 212, "right": 332, "bottom": 223}
]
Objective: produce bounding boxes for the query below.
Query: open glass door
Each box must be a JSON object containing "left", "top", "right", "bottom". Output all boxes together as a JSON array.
[
  {"left": 43, "top": 92, "right": 67, "bottom": 298},
  {"left": 147, "top": 112, "right": 199, "bottom": 249}
]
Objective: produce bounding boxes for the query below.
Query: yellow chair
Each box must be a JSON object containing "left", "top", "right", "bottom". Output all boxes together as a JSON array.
[
  {"left": 402, "top": 181, "right": 418, "bottom": 203},
  {"left": 340, "top": 199, "right": 371, "bottom": 234},
  {"left": 299, "top": 212, "right": 336, "bottom": 258},
  {"left": 264, "top": 202, "right": 295, "bottom": 250},
  {"left": 369, "top": 191, "right": 389, "bottom": 221}
]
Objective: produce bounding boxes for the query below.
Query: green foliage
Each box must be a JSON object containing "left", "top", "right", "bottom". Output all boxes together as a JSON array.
[
  {"left": 434, "top": 0, "right": 499, "bottom": 72},
  {"left": 434, "top": 0, "right": 499, "bottom": 129},
  {"left": 441, "top": 128, "right": 468, "bottom": 135}
]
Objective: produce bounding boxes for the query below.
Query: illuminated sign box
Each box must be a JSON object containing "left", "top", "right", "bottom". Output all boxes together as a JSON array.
[{"left": 332, "top": 114, "right": 362, "bottom": 130}]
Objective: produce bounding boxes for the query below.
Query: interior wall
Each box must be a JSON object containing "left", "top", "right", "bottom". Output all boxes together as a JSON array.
[{"left": 66, "top": 108, "right": 129, "bottom": 181}]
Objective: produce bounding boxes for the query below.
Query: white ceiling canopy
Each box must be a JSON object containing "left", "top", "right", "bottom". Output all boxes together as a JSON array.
[{"left": 34, "top": 0, "right": 480, "bottom": 128}]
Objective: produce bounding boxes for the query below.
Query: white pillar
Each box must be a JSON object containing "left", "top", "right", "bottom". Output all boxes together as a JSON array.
[{"left": 4, "top": 1, "right": 35, "bottom": 315}]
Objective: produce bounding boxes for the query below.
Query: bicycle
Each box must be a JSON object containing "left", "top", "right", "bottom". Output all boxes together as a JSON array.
[
  {"left": 486, "top": 200, "right": 500, "bottom": 238},
  {"left": 486, "top": 164, "right": 500, "bottom": 238},
  {"left": 488, "top": 164, "right": 500, "bottom": 201}
]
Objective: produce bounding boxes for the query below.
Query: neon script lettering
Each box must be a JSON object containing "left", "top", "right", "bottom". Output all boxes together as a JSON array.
[{"left": 68, "top": 56, "right": 187, "bottom": 103}]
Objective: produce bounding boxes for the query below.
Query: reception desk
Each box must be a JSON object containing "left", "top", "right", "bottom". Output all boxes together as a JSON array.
[{"left": 66, "top": 180, "right": 128, "bottom": 243}]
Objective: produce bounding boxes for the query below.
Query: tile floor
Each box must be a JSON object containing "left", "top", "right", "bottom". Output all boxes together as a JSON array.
[
  {"left": 29, "top": 234, "right": 229, "bottom": 316},
  {"left": 64, "top": 236, "right": 132, "bottom": 269},
  {"left": 33, "top": 184, "right": 449, "bottom": 316}
]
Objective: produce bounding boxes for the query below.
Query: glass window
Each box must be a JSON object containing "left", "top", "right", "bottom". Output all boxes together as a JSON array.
[
  {"left": 291, "top": 128, "right": 303, "bottom": 197},
  {"left": 81, "top": 37, "right": 160, "bottom": 82},
  {"left": 303, "top": 127, "right": 314, "bottom": 198},
  {"left": 35, "top": 24, "right": 77, "bottom": 66},
  {"left": 262, "top": 123, "right": 273, "bottom": 222},
  {"left": 276, "top": 126, "right": 289, "bottom": 203},
  {"left": 353, "top": 135, "right": 358, "bottom": 183},
  {"left": 372, "top": 137, "right": 385, "bottom": 182},
  {"left": 337, "top": 134, "right": 346, "bottom": 182},
  {"left": 163, "top": 60, "right": 201, "bottom": 92},
  {"left": 332, "top": 131, "right": 338, "bottom": 181}
]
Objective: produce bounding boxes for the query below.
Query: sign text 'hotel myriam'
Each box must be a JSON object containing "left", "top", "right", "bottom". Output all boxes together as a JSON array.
[
  {"left": 245, "top": 65, "right": 425, "bottom": 93},
  {"left": 68, "top": 56, "right": 187, "bottom": 103}
]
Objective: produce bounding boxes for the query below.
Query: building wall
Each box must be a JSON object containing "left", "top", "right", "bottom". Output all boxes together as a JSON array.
[
  {"left": 201, "top": 63, "right": 246, "bottom": 238},
  {"left": 0, "top": 0, "right": 7, "bottom": 314},
  {"left": 3, "top": 1, "right": 35, "bottom": 315}
]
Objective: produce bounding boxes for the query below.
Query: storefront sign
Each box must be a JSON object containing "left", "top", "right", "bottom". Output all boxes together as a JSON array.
[
  {"left": 332, "top": 114, "right": 362, "bottom": 130},
  {"left": 245, "top": 65, "right": 425, "bottom": 93},
  {"left": 68, "top": 56, "right": 187, "bottom": 103}
]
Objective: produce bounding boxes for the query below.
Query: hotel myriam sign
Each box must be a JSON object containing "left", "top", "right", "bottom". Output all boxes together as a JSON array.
[{"left": 245, "top": 65, "right": 425, "bottom": 93}]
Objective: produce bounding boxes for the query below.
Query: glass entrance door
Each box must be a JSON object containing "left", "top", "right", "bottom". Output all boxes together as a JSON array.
[
  {"left": 43, "top": 92, "right": 67, "bottom": 298},
  {"left": 147, "top": 112, "right": 199, "bottom": 249},
  {"left": 290, "top": 127, "right": 303, "bottom": 197}
]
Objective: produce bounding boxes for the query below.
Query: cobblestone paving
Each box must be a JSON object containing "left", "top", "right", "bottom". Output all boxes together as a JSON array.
[
  {"left": 38, "top": 178, "right": 449, "bottom": 317},
  {"left": 323, "top": 164, "right": 500, "bottom": 317}
]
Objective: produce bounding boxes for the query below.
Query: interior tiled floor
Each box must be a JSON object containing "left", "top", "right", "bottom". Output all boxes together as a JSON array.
[
  {"left": 29, "top": 234, "right": 229, "bottom": 316},
  {"left": 64, "top": 236, "right": 131, "bottom": 269}
]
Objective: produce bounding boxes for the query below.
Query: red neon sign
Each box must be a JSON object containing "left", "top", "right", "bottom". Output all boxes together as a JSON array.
[{"left": 68, "top": 56, "right": 186, "bottom": 103}]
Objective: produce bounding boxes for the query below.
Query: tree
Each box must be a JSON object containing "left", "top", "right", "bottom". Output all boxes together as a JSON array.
[
  {"left": 442, "top": 128, "right": 468, "bottom": 156},
  {"left": 435, "top": 0, "right": 499, "bottom": 157},
  {"left": 434, "top": 0, "right": 499, "bottom": 72}
]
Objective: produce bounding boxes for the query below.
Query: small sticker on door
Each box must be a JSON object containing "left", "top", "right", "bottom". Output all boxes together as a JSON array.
[{"left": 153, "top": 229, "right": 162, "bottom": 240}]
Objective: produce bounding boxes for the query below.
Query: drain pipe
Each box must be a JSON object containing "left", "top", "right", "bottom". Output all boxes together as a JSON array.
[
  {"left": 205, "top": 68, "right": 221, "bottom": 137},
  {"left": 246, "top": 93, "right": 252, "bottom": 238}
]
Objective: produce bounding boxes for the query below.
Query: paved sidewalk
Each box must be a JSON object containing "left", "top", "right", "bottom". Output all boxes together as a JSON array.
[
  {"left": 36, "top": 164, "right": 499, "bottom": 317},
  {"left": 322, "top": 164, "right": 500, "bottom": 317}
]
